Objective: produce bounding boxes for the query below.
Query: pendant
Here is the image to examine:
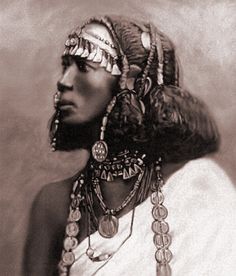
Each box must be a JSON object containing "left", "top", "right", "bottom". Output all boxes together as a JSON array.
[
  {"left": 92, "top": 140, "right": 108, "bottom": 162},
  {"left": 98, "top": 214, "right": 119, "bottom": 238}
]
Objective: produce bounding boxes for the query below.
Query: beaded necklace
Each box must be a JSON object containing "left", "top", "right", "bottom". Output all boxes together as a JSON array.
[{"left": 92, "top": 169, "right": 144, "bottom": 238}]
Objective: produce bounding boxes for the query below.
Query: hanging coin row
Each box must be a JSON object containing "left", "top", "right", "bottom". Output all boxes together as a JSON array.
[
  {"left": 58, "top": 174, "right": 85, "bottom": 276},
  {"left": 151, "top": 159, "right": 172, "bottom": 276}
]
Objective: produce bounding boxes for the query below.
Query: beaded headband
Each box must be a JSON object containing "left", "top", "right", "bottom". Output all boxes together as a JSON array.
[{"left": 63, "top": 24, "right": 121, "bottom": 76}]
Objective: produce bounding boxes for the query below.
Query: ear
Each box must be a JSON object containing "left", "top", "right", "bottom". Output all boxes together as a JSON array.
[{"left": 134, "top": 77, "right": 152, "bottom": 97}]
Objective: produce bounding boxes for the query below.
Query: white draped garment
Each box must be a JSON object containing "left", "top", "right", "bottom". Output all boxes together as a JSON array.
[{"left": 69, "top": 158, "right": 236, "bottom": 276}]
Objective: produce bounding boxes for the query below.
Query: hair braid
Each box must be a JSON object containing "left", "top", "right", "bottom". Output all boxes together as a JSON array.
[
  {"left": 102, "top": 16, "right": 130, "bottom": 90},
  {"left": 139, "top": 24, "right": 157, "bottom": 97}
]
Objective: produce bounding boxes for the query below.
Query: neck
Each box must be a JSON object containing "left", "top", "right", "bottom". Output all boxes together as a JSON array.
[{"left": 99, "top": 177, "right": 136, "bottom": 212}]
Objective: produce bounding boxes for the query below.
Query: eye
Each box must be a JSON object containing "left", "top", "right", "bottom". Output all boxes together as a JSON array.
[{"left": 74, "top": 58, "right": 88, "bottom": 73}]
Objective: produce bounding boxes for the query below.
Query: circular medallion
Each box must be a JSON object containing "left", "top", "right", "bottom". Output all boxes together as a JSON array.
[
  {"left": 92, "top": 141, "right": 108, "bottom": 162},
  {"left": 62, "top": 251, "right": 75, "bottom": 266},
  {"left": 69, "top": 209, "right": 81, "bottom": 222},
  {"left": 153, "top": 233, "right": 171, "bottom": 249},
  {"left": 64, "top": 236, "right": 78, "bottom": 251},
  {"left": 152, "top": 221, "right": 169, "bottom": 234},
  {"left": 155, "top": 248, "right": 172, "bottom": 265},
  {"left": 152, "top": 205, "right": 168, "bottom": 221},
  {"left": 98, "top": 214, "right": 119, "bottom": 238},
  {"left": 151, "top": 191, "right": 164, "bottom": 205},
  {"left": 71, "top": 197, "right": 80, "bottom": 209},
  {"left": 66, "top": 222, "right": 79, "bottom": 237}
]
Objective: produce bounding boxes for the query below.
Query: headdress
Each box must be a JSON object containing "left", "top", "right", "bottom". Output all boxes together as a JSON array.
[{"left": 63, "top": 23, "right": 121, "bottom": 76}]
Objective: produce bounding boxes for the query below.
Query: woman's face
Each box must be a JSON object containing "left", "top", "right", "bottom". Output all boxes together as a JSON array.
[{"left": 57, "top": 55, "right": 119, "bottom": 125}]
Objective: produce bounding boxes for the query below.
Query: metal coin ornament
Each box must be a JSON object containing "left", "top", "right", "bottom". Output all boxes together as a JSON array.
[
  {"left": 91, "top": 96, "right": 116, "bottom": 162},
  {"left": 151, "top": 159, "right": 172, "bottom": 276},
  {"left": 98, "top": 214, "right": 119, "bottom": 238},
  {"left": 92, "top": 140, "right": 108, "bottom": 162}
]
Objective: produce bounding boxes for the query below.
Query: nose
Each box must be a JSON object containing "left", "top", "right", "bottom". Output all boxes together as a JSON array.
[{"left": 57, "top": 66, "right": 74, "bottom": 92}]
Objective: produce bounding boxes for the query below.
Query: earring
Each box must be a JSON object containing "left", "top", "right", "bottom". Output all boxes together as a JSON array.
[
  {"left": 51, "top": 91, "right": 61, "bottom": 151},
  {"left": 151, "top": 157, "right": 172, "bottom": 276},
  {"left": 91, "top": 96, "right": 116, "bottom": 162}
]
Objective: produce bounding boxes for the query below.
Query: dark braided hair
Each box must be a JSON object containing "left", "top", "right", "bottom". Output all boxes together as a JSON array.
[{"left": 50, "top": 15, "right": 220, "bottom": 163}]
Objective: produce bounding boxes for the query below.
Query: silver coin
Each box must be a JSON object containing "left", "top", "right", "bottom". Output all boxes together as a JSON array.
[
  {"left": 71, "top": 197, "right": 82, "bottom": 209},
  {"left": 153, "top": 233, "right": 171, "bottom": 249},
  {"left": 155, "top": 248, "right": 172, "bottom": 265},
  {"left": 152, "top": 205, "right": 168, "bottom": 221},
  {"left": 66, "top": 222, "right": 79, "bottom": 237},
  {"left": 152, "top": 221, "right": 169, "bottom": 234},
  {"left": 63, "top": 236, "right": 78, "bottom": 251},
  {"left": 151, "top": 191, "right": 164, "bottom": 205},
  {"left": 69, "top": 209, "right": 81, "bottom": 222},
  {"left": 62, "top": 251, "right": 75, "bottom": 266},
  {"left": 98, "top": 214, "right": 119, "bottom": 238}
]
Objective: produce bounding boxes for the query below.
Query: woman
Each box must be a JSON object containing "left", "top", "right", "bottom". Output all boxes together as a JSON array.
[{"left": 23, "top": 15, "right": 236, "bottom": 276}]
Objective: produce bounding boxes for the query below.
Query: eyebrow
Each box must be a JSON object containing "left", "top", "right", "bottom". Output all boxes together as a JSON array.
[{"left": 61, "top": 55, "right": 98, "bottom": 70}]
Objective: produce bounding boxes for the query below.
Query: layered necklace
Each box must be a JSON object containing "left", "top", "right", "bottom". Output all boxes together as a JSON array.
[
  {"left": 92, "top": 168, "right": 144, "bottom": 238},
  {"left": 58, "top": 154, "right": 172, "bottom": 276}
]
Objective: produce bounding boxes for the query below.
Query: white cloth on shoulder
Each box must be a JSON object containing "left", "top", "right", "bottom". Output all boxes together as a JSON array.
[{"left": 70, "top": 158, "right": 236, "bottom": 276}]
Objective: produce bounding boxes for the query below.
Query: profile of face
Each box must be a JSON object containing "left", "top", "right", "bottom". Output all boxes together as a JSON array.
[{"left": 57, "top": 24, "right": 119, "bottom": 125}]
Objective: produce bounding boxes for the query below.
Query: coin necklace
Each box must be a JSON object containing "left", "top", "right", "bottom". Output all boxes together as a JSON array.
[
  {"left": 58, "top": 174, "right": 85, "bottom": 276},
  {"left": 92, "top": 169, "right": 144, "bottom": 238},
  {"left": 151, "top": 158, "right": 172, "bottom": 276}
]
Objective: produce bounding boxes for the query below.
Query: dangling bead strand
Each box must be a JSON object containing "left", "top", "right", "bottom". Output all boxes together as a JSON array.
[
  {"left": 51, "top": 91, "right": 61, "bottom": 151},
  {"left": 151, "top": 157, "right": 172, "bottom": 276},
  {"left": 92, "top": 96, "right": 117, "bottom": 162}
]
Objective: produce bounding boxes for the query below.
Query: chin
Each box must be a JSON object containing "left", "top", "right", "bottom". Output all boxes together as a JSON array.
[{"left": 60, "top": 113, "right": 90, "bottom": 126}]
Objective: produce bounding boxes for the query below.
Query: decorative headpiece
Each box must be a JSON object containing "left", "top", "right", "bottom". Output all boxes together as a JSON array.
[{"left": 63, "top": 23, "right": 121, "bottom": 76}]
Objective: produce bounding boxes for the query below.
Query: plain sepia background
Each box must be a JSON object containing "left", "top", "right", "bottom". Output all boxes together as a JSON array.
[{"left": 0, "top": 0, "right": 235, "bottom": 275}]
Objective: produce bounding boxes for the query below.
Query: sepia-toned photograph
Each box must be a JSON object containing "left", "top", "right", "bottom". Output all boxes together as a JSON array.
[{"left": 1, "top": 1, "right": 236, "bottom": 275}]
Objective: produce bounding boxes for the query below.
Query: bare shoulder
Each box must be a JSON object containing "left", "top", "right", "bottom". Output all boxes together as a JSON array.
[{"left": 32, "top": 175, "right": 76, "bottom": 226}]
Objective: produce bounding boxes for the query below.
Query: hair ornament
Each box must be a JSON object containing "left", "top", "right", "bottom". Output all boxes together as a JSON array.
[
  {"left": 87, "top": 44, "right": 97, "bottom": 60},
  {"left": 63, "top": 24, "right": 122, "bottom": 76},
  {"left": 106, "top": 54, "right": 112, "bottom": 72},
  {"left": 93, "top": 46, "right": 103, "bottom": 63},
  {"left": 141, "top": 31, "right": 151, "bottom": 51},
  {"left": 154, "top": 29, "right": 164, "bottom": 85},
  {"left": 80, "top": 40, "right": 90, "bottom": 58},
  {"left": 111, "top": 58, "right": 121, "bottom": 75},
  {"left": 70, "top": 44, "right": 79, "bottom": 55},
  {"left": 74, "top": 37, "right": 84, "bottom": 56},
  {"left": 100, "top": 53, "right": 108, "bottom": 68}
]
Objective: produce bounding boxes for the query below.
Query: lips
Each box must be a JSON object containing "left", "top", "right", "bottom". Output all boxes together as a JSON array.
[{"left": 58, "top": 99, "right": 75, "bottom": 110}]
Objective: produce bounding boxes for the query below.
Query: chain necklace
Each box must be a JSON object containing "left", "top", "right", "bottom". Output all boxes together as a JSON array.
[
  {"left": 85, "top": 199, "right": 136, "bottom": 264},
  {"left": 92, "top": 169, "right": 144, "bottom": 238}
]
